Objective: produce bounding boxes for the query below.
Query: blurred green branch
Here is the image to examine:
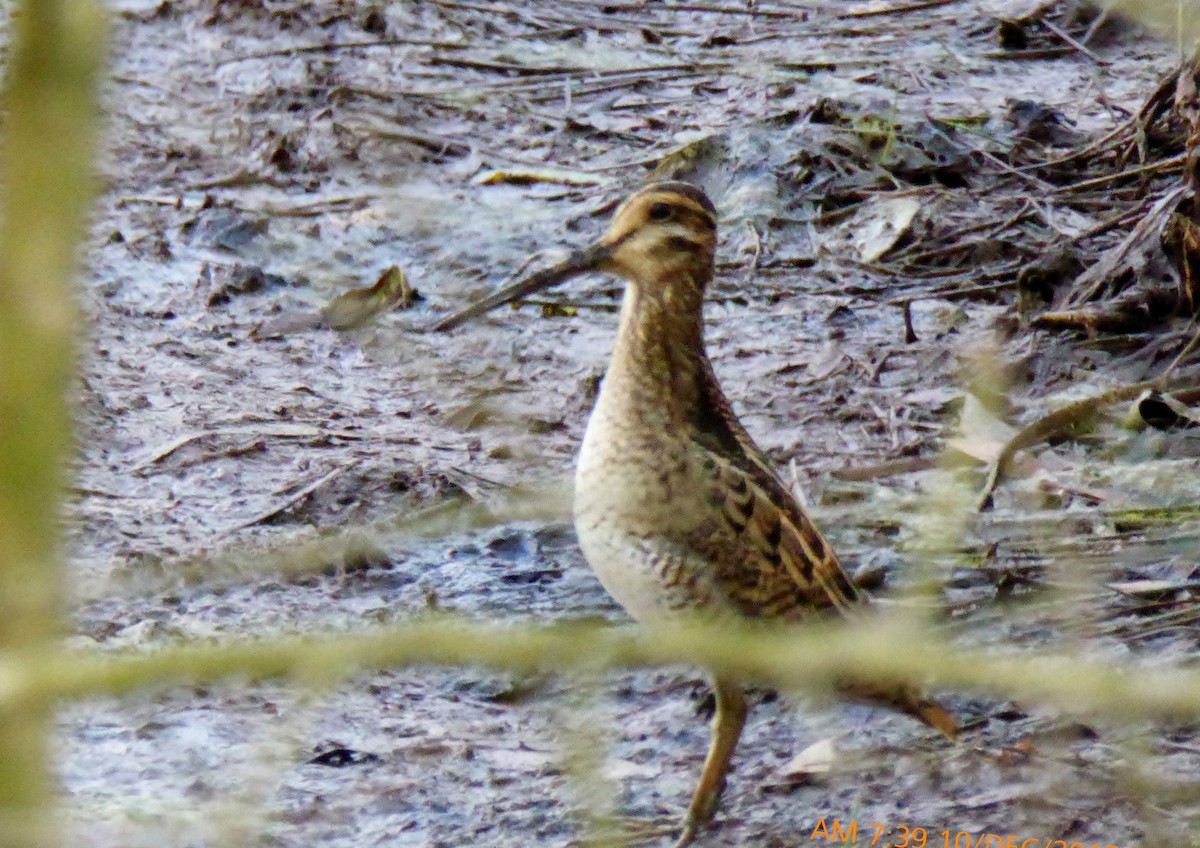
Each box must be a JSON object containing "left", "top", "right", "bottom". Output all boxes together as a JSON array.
[
  {"left": 1107, "top": 0, "right": 1200, "bottom": 54},
  {"left": 9, "top": 616, "right": 1199, "bottom": 725},
  {"left": 0, "top": 2, "right": 106, "bottom": 847}
]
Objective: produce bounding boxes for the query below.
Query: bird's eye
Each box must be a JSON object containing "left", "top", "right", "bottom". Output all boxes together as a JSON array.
[{"left": 648, "top": 202, "right": 673, "bottom": 221}]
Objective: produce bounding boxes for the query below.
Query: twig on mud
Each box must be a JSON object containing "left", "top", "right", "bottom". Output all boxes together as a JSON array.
[
  {"left": 830, "top": 456, "right": 939, "bottom": 482},
  {"left": 258, "top": 195, "right": 375, "bottom": 217},
  {"left": 167, "top": 439, "right": 269, "bottom": 471},
  {"left": 898, "top": 200, "right": 1033, "bottom": 254},
  {"left": 214, "top": 37, "right": 469, "bottom": 68},
  {"left": 428, "top": 56, "right": 591, "bottom": 76},
  {"left": 1019, "top": 113, "right": 1139, "bottom": 170},
  {"left": 903, "top": 299, "right": 918, "bottom": 342},
  {"left": 444, "top": 63, "right": 726, "bottom": 93},
  {"left": 118, "top": 194, "right": 372, "bottom": 218},
  {"left": 1049, "top": 151, "right": 1188, "bottom": 194},
  {"left": 117, "top": 195, "right": 194, "bottom": 209},
  {"left": 838, "top": 0, "right": 960, "bottom": 18},
  {"left": 896, "top": 201, "right": 1035, "bottom": 266},
  {"left": 1160, "top": 321, "right": 1200, "bottom": 379},
  {"left": 568, "top": 0, "right": 802, "bottom": 19},
  {"left": 1060, "top": 186, "right": 1185, "bottom": 306},
  {"left": 425, "top": 0, "right": 553, "bottom": 29},
  {"left": 348, "top": 121, "right": 472, "bottom": 158},
  {"left": 514, "top": 65, "right": 727, "bottom": 98},
  {"left": 1103, "top": 603, "right": 1200, "bottom": 641},
  {"left": 131, "top": 424, "right": 362, "bottom": 474},
  {"left": 974, "top": 148, "right": 1058, "bottom": 192},
  {"left": 549, "top": 0, "right": 796, "bottom": 28},
  {"left": 1067, "top": 196, "right": 1153, "bottom": 243},
  {"left": 848, "top": 260, "right": 961, "bottom": 280},
  {"left": 1040, "top": 18, "right": 1109, "bottom": 66},
  {"left": 981, "top": 47, "right": 1076, "bottom": 61},
  {"left": 872, "top": 259, "right": 1024, "bottom": 288},
  {"left": 186, "top": 170, "right": 300, "bottom": 192},
  {"left": 224, "top": 460, "right": 363, "bottom": 535},
  {"left": 886, "top": 278, "right": 1020, "bottom": 306},
  {"left": 352, "top": 112, "right": 609, "bottom": 172},
  {"left": 347, "top": 113, "right": 553, "bottom": 168},
  {"left": 1079, "top": 7, "right": 1110, "bottom": 45},
  {"left": 518, "top": 7, "right": 696, "bottom": 38},
  {"left": 528, "top": 70, "right": 713, "bottom": 103},
  {"left": 1032, "top": 288, "right": 1180, "bottom": 335}
]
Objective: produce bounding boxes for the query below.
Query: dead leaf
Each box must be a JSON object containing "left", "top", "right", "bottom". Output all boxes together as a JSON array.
[
  {"left": 650, "top": 132, "right": 724, "bottom": 181},
  {"left": 1005, "top": 99, "right": 1083, "bottom": 146},
  {"left": 829, "top": 196, "right": 921, "bottom": 262},
  {"left": 779, "top": 737, "right": 836, "bottom": 782},
  {"left": 474, "top": 745, "right": 555, "bottom": 772},
  {"left": 946, "top": 393, "right": 1018, "bottom": 465},
  {"left": 472, "top": 167, "right": 609, "bottom": 187},
  {"left": 445, "top": 398, "right": 499, "bottom": 431},
  {"left": 539, "top": 302, "right": 577, "bottom": 319},
  {"left": 1107, "top": 579, "right": 1196, "bottom": 597},
  {"left": 321, "top": 265, "right": 422, "bottom": 330}
]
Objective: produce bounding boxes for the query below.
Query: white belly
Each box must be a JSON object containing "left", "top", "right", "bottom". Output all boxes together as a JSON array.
[{"left": 572, "top": 399, "right": 721, "bottom": 624}]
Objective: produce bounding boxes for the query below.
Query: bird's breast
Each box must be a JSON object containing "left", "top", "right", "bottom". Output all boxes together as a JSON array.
[
  {"left": 572, "top": 375, "right": 734, "bottom": 623},
  {"left": 574, "top": 378, "right": 698, "bottom": 531}
]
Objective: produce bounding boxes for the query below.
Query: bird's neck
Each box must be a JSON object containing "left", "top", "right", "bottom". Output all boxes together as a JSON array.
[{"left": 604, "top": 272, "right": 709, "bottom": 422}]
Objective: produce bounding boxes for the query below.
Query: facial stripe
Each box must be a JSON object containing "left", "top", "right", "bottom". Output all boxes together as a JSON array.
[
  {"left": 663, "top": 235, "right": 707, "bottom": 253},
  {"left": 622, "top": 181, "right": 717, "bottom": 228},
  {"left": 603, "top": 180, "right": 719, "bottom": 263},
  {"left": 637, "top": 191, "right": 713, "bottom": 221},
  {"left": 639, "top": 180, "right": 717, "bottom": 215}
]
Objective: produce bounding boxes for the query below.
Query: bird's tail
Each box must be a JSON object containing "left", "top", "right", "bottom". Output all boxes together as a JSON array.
[{"left": 838, "top": 680, "right": 959, "bottom": 738}]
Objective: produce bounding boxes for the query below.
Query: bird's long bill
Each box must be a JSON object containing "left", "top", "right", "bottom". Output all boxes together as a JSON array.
[{"left": 432, "top": 242, "right": 610, "bottom": 332}]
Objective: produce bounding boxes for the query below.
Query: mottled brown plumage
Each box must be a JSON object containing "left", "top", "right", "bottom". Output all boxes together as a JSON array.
[{"left": 437, "top": 181, "right": 956, "bottom": 846}]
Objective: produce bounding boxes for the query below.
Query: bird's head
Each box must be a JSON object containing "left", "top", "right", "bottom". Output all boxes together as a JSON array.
[
  {"left": 433, "top": 181, "right": 718, "bottom": 331},
  {"left": 588, "top": 181, "right": 718, "bottom": 290}
]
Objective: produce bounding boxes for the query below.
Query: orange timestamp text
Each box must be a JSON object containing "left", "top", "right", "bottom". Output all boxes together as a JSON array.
[{"left": 809, "top": 818, "right": 1119, "bottom": 848}]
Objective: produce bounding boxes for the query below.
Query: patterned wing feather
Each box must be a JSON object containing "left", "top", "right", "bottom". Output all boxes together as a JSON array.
[
  {"left": 703, "top": 453, "right": 860, "bottom": 618},
  {"left": 689, "top": 361, "right": 958, "bottom": 738},
  {"left": 689, "top": 360, "right": 861, "bottom": 619}
]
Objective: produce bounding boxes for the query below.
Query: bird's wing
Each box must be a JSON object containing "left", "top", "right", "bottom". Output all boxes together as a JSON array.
[
  {"left": 692, "top": 447, "right": 861, "bottom": 618},
  {"left": 688, "top": 360, "right": 862, "bottom": 618}
]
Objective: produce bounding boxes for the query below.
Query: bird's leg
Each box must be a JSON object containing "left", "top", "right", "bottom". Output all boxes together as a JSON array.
[{"left": 675, "top": 679, "right": 748, "bottom": 848}]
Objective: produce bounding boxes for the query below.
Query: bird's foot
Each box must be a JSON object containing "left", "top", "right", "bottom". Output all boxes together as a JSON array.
[
  {"left": 567, "top": 802, "right": 720, "bottom": 847},
  {"left": 673, "top": 784, "right": 722, "bottom": 847},
  {"left": 673, "top": 818, "right": 701, "bottom": 848},
  {"left": 570, "top": 814, "right": 679, "bottom": 847}
]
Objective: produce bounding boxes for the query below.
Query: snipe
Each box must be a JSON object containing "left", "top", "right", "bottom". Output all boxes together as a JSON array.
[{"left": 437, "top": 181, "right": 957, "bottom": 846}]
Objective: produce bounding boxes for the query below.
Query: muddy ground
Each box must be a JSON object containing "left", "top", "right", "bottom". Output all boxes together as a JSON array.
[{"left": 57, "top": 1, "right": 1200, "bottom": 846}]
